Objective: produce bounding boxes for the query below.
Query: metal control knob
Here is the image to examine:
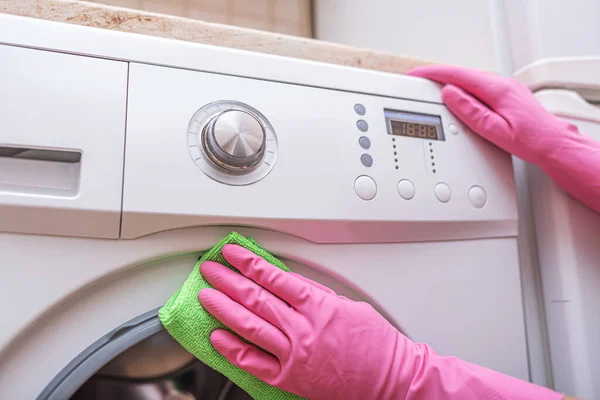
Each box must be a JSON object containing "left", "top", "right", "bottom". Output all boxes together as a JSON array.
[{"left": 202, "top": 109, "right": 266, "bottom": 173}]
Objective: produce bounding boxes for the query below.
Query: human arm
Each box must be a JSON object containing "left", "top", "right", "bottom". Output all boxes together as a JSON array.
[
  {"left": 407, "top": 65, "right": 600, "bottom": 213},
  {"left": 198, "top": 244, "right": 563, "bottom": 400}
]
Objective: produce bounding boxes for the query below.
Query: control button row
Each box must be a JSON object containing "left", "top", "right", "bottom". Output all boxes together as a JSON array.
[
  {"left": 354, "top": 104, "right": 372, "bottom": 167},
  {"left": 432, "top": 183, "right": 486, "bottom": 206},
  {"left": 355, "top": 177, "right": 487, "bottom": 207}
]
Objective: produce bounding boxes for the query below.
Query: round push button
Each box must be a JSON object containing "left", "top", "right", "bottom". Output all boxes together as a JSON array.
[
  {"left": 397, "top": 179, "right": 415, "bottom": 200},
  {"left": 360, "top": 153, "right": 373, "bottom": 167},
  {"left": 355, "top": 176, "right": 377, "bottom": 200},
  {"left": 357, "top": 120, "right": 369, "bottom": 132},
  {"left": 434, "top": 183, "right": 451, "bottom": 203},
  {"left": 359, "top": 136, "right": 371, "bottom": 149},
  {"left": 354, "top": 104, "right": 366, "bottom": 115},
  {"left": 448, "top": 123, "right": 459, "bottom": 135},
  {"left": 469, "top": 186, "right": 487, "bottom": 208}
]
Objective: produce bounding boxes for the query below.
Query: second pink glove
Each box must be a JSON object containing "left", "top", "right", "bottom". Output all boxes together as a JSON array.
[{"left": 407, "top": 65, "right": 600, "bottom": 213}]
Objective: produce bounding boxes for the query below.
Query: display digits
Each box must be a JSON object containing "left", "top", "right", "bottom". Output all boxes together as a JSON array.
[
  {"left": 385, "top": 110, "right": 444, "bottom": 141},
  {"left": 390, "top": 120, "right": 439, "bottom": 140},
  {"left": 427, "top": 125, "right": 437, "bottom": 139}
]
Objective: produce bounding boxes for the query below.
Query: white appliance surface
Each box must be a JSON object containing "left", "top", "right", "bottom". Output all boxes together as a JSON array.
[
  {"left": 517, "top": 60, "right": 600, "bottom": 399},
  {"left": 516, "top": 57, "right": 600, "bottom": 101},
  {"left": 0, "top": 14, "right": 531, "bottom": 399}
]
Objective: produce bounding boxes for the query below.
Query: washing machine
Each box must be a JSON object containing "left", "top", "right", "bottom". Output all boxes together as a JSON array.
[
  {"left": 516, "top": 57, "right": 600, "bottom": 399},
  {"left": 0, "top": 14, "right": 530, "bottom": 399}
]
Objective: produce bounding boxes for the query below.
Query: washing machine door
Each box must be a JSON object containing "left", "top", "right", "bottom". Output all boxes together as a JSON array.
[
  {"left": 34, "top": 248, "right": 375, "bottom": 400},
  {"left": 2, "top": 228, "right": 379, "bottom": 400}
]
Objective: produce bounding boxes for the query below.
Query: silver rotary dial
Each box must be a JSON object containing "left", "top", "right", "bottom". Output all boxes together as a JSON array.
[
  {"left": 187, "top": 100, "right": 278, "bottom": 186},
  {"left": 202, "top": 109, "right": 266, "bottom": 173}
]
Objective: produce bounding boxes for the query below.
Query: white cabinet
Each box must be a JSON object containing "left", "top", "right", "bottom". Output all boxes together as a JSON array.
[{"left": 518, "top": 59, "right": 600, "bottom": 399}]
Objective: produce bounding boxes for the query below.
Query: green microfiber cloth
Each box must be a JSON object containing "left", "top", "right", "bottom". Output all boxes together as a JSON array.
[{"left": 159, "top": 232, "right": 305, "bottom": 400}]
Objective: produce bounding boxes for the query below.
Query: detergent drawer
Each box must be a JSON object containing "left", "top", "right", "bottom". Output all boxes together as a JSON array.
[{"left": 0, "top": 45, "right": 127, "bottom": 239}]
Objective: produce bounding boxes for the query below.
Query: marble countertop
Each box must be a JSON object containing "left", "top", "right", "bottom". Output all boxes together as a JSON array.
[{"left": 0, "top": 0, "right": 433, "bottom": 74}]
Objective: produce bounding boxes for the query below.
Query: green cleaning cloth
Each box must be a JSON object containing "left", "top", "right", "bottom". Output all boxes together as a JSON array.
[{"left": 159, "top": 232, "right": 305, "bottom": 400}]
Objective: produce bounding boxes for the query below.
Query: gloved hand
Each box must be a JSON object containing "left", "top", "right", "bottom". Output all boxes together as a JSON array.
[
  {"left": 199, "top": 244, "right": 563, "bottom": 400},
  {"left": 407, "top": 65, "right": 600, "bottom": 213}
]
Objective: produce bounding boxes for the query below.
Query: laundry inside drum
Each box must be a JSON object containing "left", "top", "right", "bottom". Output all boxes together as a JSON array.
[
  {"left": 31, "top": 305, "right": 251, "bottom": 400},
  {"left": 70, "top": 329, "right": 251, "bottom": 400}
]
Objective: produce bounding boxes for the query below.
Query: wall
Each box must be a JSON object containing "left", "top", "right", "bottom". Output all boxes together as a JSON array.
[
  {"left": 313, "top": 0, "right": 510, "bottom": 73},
  {"left": 89, "top": 0, "right": 312, "bottom": 37},
  {"left": 504, "top": 0, "right": 600, "bottom": 71}
]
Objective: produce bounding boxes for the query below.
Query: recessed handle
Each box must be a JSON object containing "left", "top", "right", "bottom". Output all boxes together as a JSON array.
[
  {"left": 0, "top": 146, "right": 81, "bottom": 163},
  {"left": 0, "top": 145, "right": 82, "bottom": 197}
]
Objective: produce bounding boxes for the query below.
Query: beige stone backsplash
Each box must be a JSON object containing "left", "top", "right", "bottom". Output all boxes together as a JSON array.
[{"left": 0, "top": 0, "right": 434, "bottom": 74}]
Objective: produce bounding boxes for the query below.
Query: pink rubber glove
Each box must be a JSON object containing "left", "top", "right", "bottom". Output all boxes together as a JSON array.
[
  {"left": 198, "top": 244, "right": 563, "bottom": 400},
  {"left": 407, "top": 65, "right": 600, "bottom": 213}
]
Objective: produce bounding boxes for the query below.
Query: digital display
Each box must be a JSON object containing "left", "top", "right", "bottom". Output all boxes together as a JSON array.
[
  {"left": 390, "top": 120, "right": 439, "bottom": 139},
  {"left": 384, "top": 109, "right": 445, "bottom": 141}
]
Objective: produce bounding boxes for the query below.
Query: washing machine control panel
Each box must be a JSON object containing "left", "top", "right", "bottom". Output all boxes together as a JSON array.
[
  {"left": 349, "top": 104, "right": 483, "bottom": 207},
  {"left": 122, "top": 63, "right": 518, "bottom": 242}
]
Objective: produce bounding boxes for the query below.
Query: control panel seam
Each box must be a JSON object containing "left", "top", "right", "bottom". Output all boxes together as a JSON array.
[{"left": 118, "top": 62, "right": 130, "bottom": 239}]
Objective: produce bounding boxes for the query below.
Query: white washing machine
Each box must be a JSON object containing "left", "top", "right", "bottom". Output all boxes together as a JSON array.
[
  {"left": 0, "top": 14, "right": 530, "bottom": 399},
  {"left": 516, "top": 57, "right": 600, "bottom": 400}
]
